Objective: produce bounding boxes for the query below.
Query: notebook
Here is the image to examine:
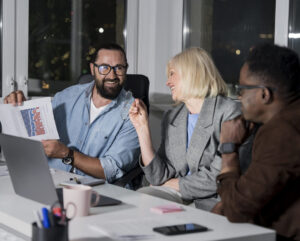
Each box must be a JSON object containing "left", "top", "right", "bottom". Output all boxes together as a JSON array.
[{"left": 0, "top": 133, "right": 121, "bottom": 206}]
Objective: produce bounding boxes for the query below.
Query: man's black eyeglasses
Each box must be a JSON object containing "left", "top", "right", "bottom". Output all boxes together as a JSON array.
[
  {"left": 235, "top": 85, "right": 275, "bottom": 96},
  {"left": 94, "top": 63, "right": 128, "bottom": 76}
]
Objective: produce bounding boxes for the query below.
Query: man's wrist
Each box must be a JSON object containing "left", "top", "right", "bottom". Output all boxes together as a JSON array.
[
  {"left": 62, "top": 148, "right": 74, "bottom": 166},
  {"left": 61, "top": 147, "right": 70, "bottom": 158},
  {"left": 219, "top": 143, "right": 238, "bottom": 154},
  {"left": 220, "top": 152, "right": 240, "bottom": 174}
]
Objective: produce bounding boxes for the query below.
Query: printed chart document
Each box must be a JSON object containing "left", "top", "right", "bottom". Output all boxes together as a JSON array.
[{"left": 0, "top": 97, "right": 59, "bottom": 141}]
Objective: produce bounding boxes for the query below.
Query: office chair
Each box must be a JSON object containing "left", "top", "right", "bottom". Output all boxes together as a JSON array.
[{"left": 78, "top": 73, "right": 150, "bottom": 189}]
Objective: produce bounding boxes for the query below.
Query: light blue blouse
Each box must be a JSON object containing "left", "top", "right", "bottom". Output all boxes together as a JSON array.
[{"left": 187, "top": 113, "right": 199, "bottom": 149}]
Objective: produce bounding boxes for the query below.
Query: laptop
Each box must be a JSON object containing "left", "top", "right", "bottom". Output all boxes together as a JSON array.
[{"left": 0, "top": 133, "right": 121, "bottom": 206}]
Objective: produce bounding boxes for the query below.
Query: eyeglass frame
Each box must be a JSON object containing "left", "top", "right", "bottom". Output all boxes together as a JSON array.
[
  {"left": 93, "top": 63, "right": 128, "bottom": 76},
  {"left": 235, "top": 84, "right": 276, "bottom": 96}
]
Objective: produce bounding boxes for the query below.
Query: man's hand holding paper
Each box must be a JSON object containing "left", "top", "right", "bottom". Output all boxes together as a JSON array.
[
  {"left": 3, "top": 90, "right": 26, "bottom": 106},
  {"left": 0, "top": 91, "right": 59, "bottom": 141},
  {"left": 42, "top": 140, "right": 69, "bottom": 158}
]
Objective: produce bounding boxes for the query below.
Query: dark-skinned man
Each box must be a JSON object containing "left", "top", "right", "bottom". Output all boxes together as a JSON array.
[{"left": 212, "top": 43, "right": 300, "bottom": 241}]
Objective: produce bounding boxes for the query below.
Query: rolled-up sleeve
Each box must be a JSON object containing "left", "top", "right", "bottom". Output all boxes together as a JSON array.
[{"left": 100, "top": 118, "right": 140, "bottom": 183}]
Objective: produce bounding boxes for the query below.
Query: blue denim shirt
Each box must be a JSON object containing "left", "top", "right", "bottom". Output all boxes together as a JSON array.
[{"left": 48, "top": 81, "right": 140, "bottom": 183}]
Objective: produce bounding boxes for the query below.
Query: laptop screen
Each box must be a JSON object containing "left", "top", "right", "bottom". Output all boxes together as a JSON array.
[{"left": 0, "top": 133, "right": 59, "bottom": 205}]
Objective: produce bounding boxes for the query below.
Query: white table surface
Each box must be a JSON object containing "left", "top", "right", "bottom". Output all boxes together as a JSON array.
[{"left": 0, "top": 168, "right": 276, "bottom": 241}]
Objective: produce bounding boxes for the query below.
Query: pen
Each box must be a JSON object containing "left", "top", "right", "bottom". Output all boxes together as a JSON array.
[
  {"left": 69, "top": 177, "right": 81, "bottom": 184},
  {"left": 52, "top": 207, "right": 62, "bottom": 217},
  {"left": 74, "top": 177, "right": 81, "bottom": 184},
  {"left": 33, "top": 210, "right": 42, "bottom": 228},
  {"left": 42, "top": 207, "right": 51, "bottom": 228},
  {"left": 48, "top": 211, "right": 55, "bottom": 227},
  {"left": 59, "top": 209, "right": 67, "bottom": 225}
]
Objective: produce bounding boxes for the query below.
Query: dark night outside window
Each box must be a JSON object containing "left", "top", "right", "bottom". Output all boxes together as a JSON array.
[
  {"left": 28, "top": 0, "right": 125, "bottom": 96},
  {"left": 184, "top": 0, "right": 275, "bottom": 97}
]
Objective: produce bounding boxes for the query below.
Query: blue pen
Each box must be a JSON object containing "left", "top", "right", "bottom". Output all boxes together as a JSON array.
[{"left": 42, "top": 207, "right": 51, "bottom": 228}]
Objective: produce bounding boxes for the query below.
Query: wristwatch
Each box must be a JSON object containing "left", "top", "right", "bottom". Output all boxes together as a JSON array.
[
  {"left": 219, "top": 143, "right": 238, "bottom": 154},
  {"left": 62, "top": 149, "right": 74, "bottom": 165}
]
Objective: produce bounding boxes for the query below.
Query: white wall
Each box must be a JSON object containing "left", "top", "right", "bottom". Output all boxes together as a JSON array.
[
  {"left": 126, "top": 0, "right": 183, "bottom": 150},
  {"left": 127, "top": 0, "right": 183, "bottom": 101},
  {"left": 2, "top": 0, "right": 16, "bottom": 97},
  {"left": 274, "top": 0, "right": 289, "bottom": 46},
  {"left": 2, "top": 0, "right": 29, "bottom": 98}
]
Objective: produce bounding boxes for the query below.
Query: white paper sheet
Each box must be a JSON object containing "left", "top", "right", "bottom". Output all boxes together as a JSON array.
[
  {"left": 0, "top": 165, "right": 9, "bottom": 177},
  {"left": 88, "top": 218, "right": 169, "bottom": 240},
  {"left": 0, "top": 97, "right": 59, "bottom": 141}
]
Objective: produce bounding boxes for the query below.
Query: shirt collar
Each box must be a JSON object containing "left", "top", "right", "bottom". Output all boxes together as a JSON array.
[{"left": 84, "top": 80, "right": 128, "bottom": 109}]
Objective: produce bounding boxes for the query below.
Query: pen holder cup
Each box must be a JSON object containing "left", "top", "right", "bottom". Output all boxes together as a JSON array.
[{"left": 31, "top": 222, "right": 69, "bottom": 241}]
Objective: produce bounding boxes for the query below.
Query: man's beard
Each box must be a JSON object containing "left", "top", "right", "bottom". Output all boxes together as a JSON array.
[{"left": 95, "top": 78, "right": 123, "bottom": 100}]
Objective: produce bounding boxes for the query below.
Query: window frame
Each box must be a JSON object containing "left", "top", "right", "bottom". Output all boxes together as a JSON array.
[{"left": 1, "top": 0, "right": 291, "bottom": 98}]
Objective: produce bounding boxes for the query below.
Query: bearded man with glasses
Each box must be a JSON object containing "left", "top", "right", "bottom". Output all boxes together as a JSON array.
[
  {"left": 212, "top": 43, "right": 300, "bottom": 241},
  {"left": 92, "top": 62, "right": 128, "bottom": 99},
  {"left": 4, "top": 43, "right": 140, "bottom": 184}
]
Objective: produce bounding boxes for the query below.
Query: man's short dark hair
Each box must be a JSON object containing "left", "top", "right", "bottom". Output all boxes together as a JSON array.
[
  {"left": 91, "top": 43, "right": 128, "bottom": 64},
  {"left": 246, "top": 43, "right": 300, "bottom": 99}
]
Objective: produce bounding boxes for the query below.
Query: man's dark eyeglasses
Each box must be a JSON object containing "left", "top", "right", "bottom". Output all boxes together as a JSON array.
[
  {"left": 235, "top": 85, "right": 276, "bottom": 96},
  {"left": 94, "top": 63, "right": 128, "bottom": 76}
]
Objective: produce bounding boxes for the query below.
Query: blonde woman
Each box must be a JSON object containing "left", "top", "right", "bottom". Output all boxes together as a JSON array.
[{"left": 129, "top": 47, "right": 241, "bottom": 210}]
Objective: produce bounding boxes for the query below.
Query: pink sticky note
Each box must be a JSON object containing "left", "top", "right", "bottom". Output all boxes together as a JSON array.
[{"left": 150, "top": 204, "right": 184, "bottom": 214}]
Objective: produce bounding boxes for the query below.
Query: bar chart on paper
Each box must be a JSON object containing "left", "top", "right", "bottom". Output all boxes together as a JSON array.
[
  {"left": 21, "top": 107, "right": 46, "bottom": 137},
  {"left": 0, "top": 97, "right": 59, "bottom": 140}
]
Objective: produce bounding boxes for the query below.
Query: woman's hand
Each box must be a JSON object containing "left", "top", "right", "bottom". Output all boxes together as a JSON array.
[
  {"left": 162, "top": 178, "right": 179, "bottom": 192},
  {"left": 129, "top": 99, "right": 149, "bottom": 130},
  {"left": 129, "top": 99, "right": 155, "bottom": 166}
]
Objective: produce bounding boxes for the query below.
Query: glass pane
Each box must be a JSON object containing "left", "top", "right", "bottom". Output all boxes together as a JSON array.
[
  {"left": 183, "top": 0, "right": 275, "bottom": 97},
  {"left": 28, "top": 0, "right": 125, "bottom": 96},
  {"left": 289, "top": 0, "right": 300, "bottom": 55}
]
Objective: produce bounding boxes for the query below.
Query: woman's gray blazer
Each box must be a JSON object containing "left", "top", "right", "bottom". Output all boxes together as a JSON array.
[{"left": 141, "top": 95, "right": 241, "bottom": 210}]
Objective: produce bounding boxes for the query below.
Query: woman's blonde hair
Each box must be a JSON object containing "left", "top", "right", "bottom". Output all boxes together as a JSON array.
[{"left": 167, "top": 47, "right": 228, "bottom": 100}]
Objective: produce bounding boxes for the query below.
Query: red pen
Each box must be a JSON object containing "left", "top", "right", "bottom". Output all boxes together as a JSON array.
[{"left": 52, "top": 207, "right": 62, "bottom": 217}]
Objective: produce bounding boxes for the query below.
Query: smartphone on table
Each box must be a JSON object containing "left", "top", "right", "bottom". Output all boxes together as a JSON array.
[{"left": 153, "top": 223, "right": 208, "bottom": 235}]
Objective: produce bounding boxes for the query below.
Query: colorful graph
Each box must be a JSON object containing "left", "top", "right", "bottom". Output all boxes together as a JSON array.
[{"left": 21, "top": 107, "right": 45, "bottom": 136}]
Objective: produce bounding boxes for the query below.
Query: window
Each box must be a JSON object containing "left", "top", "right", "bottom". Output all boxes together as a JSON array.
[
  {"left": 289, "top": 0, "right": 300, "bottom": 54},
  {"left": 183, "top": 0, "right": 275, "bottom": 96},
  {"left": 28, "top": 0, "right": 125, "bottom": 96}
]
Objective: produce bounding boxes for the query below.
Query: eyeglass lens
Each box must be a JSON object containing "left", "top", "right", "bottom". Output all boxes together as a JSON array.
[
  {"left": 235, "top": 85, "right": 268, "bottom": 96},
  {"left": 97, "top": 64, "right": 126, "bottom": 76}
]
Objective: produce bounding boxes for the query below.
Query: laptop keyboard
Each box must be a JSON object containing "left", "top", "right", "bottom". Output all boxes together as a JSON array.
[{"left": 0, "top": 225, "right": 30, "bottom": 241}]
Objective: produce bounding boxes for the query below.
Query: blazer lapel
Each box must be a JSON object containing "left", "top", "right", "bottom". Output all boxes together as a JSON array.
[
  {"left": 186, "top": 97, "right": 217, "bottom": 172},
  {"left": 168, "top": 104, "right": 188, "bottom": 172}
]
